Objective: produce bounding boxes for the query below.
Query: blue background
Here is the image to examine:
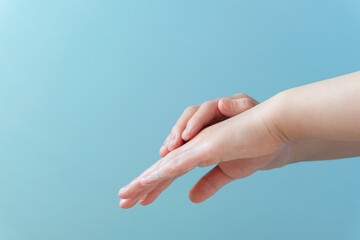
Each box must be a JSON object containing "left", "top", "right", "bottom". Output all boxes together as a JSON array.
[{"left": 1, "top": 1, "right": 360, "bottom": 239}]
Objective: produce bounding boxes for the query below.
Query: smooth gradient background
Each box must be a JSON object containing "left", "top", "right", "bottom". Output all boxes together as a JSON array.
[{"left": 1, "top": 1, "right": 360, "bottom": 239}]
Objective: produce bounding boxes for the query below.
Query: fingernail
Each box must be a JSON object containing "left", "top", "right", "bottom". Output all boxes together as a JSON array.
[
  {"left": 221, "top": 98, "right": 234, "bottom": 112},
  {"left": 159, "top": 145, "right": 167, "bottom": 154},
  {"left": 118, "top": 186, "right": 129, "bottom": 196},
  {"left": 120, "top": 199, "right": 126, "bottom": 205}
]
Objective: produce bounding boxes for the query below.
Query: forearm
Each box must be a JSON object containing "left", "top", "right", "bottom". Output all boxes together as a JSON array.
[
  {"left": 277, "top": 71, "right": 360, "bottom": 140},
  {"left": 291, "top": 139, "right": 360, "bottom": 163}
]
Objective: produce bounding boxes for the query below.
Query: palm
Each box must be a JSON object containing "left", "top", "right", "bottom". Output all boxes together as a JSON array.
[{"left": 119, "top": 94, "right": 292, "bottom": 207}]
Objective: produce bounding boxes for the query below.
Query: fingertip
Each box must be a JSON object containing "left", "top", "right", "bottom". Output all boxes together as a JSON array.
[
  {"left": 190, "top": 165, "right": 235, "bottom": 205},
  {"left": 159, "top": 145, "right": 167, "bottom": 157},
  {"left": 167, "top": 130, "right": 179, "bottom": 151},
  {"left": 118, "top": 186, "right": 128, "bottom": 198},
  {"left": 120, "top": 197, "right": 142, "bottom": 209},
  {"left": 218, "top": 98, "right": 225, "bottom": 108},
  {"left": 168, "top": 133, "right": 185, "bottom": 152},
  {"left": 181, "top": 130, "right": 189, "bottom": 141},
  {"left": 118, "top": 193, "right": 128, "bottom": 199},
  {"left": 188, "top": 188, "right": 205, "bottom": 204},
  {"left": 118, "top": 183, "right": 142, "bottom": 199},
  {"left": 119, "top": 199, "right": 130, "bottom": 209},
  {"left": 218, "top": 98, "right": 234, "bottom": 116},
  {"left": 188, "top": 179, "right": 207, "bottom": 203},
  {"left": 182, "top": 125, "right": 194, "bottom": 141}
]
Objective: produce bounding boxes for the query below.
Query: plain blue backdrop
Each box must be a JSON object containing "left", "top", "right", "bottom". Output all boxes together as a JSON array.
[{"left": 1, "top": 1, "right": 360, "bottom": 239}]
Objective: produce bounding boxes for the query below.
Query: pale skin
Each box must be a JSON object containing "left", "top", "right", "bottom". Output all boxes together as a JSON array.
[{"left": 118, "top": 71, "right": 360, "bottom": 209}]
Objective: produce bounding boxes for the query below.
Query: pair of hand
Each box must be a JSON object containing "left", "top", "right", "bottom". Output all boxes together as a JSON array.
[
  {"left": 119, "top": 71, "right": 360, "bottom": 209},
  {"left": 118, "top": 93, "right": 294, "bottom": 208}
]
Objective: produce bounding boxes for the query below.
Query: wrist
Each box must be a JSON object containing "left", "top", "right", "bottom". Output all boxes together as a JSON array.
[
  {"left": 267, "top": 88, "right": 302, "bottom": 142},
  {"left": 259, "top": 90, "right": 294, "bottom": 143},
  {"left": 285, "top": 139, "right": 308, "bottom": 164}
]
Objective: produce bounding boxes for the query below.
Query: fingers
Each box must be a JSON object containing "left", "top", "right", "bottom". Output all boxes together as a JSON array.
[
  {"left": 139, "top": 178, "right": 175, "bottom": 206},
  {"left": 140, "top": 149, "right": 198, "bottom": 186},
  {"left": 119, "top": 144, "right": 191, "bottom": 200},
  {"left": 182, "top": 101, "right": 223, "bottom": 141},
  {"left": 160, "top": 106, "right": 199, "bottom": 157},
  {"left": 118, "top": 177, "right": 141, "bottom": 199},
  {"left": 182, "top": 94, "right": 259, "bottom": 141},
  {"left": 168, "top": 106, "right": 198, "bottom": 151},
  {"left": 120, "top": 175, "right": 180, "bottom": 208},
  {"left": 188, "top": 155, "right": 268, "bottom": 204},
  {"left": 142, "top": 134, "right": 218, "bottom": 186},
  {"left": 160, "top": 93, "right": 259, "bottom": 157},
  {"left": 159, "top": 135, "right": 171, "bottom": 157},
  {"left": 119, "top": 197, "right": 140, "bottom": 209},
  {"left": 218, "top": 97, "right": 258, "bottom": 118},
  {"left": 118, "top": 157, "right": 167, "bottom": 199},
  {"left": 228, "top": 92, "right": 259, "bottom": 104},
  {"left": 188, "top": 165, "right": 234, "bottom": 203},
  {"left": 119, "top": 184, "right": 158, "bottom": 209},
  {"left": 119, "top": 137, "right": 214, "bottom": 207}
]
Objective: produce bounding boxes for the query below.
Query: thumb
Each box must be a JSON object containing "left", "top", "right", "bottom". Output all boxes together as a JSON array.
[{"left": 188, "top": 165, "right": 234, "bottom": 203}]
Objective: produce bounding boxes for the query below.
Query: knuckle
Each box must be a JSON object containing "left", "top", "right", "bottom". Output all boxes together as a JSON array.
[
  {"left": 171, "top": 125, "right": 180, "bottom": 134},
  {"left": 240, "top": 98, "right": 254, "bottom": 110},
  {"left": 196, "top": 142, "right": 219, "bottom": 167},
  {"left": 202, "top": 100, "right": 215, "bottom": 108},
  {"left": 162, "top": 166, "right": 175, "bottom": 176},
  {"left": 201, "top": 101, "right": 211, "bottom": 107},
  {"left": 184, "top": 105, "right": 197, "bottom": 114},
  {"left": 203, "top": 175, "right": 217, "bottom": 191},
  {"left": 233, "top": 93, "right": 247, "bottom": 98}
]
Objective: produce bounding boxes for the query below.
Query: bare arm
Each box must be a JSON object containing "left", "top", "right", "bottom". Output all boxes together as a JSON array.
[
  {"left": 277, "top": 71, "right": 360, "bottom": 140},
  {"left": 118, "top": 71, "right": 360, "bottom": 208}
]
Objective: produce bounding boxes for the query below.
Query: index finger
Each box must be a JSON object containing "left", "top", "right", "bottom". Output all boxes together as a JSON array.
[
  {"left": 120, "top": 139, "right": 214, "bottom": 199},
  {"left": 140, "top": 140, "right": 215, "bottom": 186},
  {"left": 118, "top": 157, "right": 167, "bottom": 199}
]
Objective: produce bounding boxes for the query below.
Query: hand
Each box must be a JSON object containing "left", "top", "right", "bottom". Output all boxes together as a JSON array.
[
  {"left": 119, "top": 71, "right": 360, "bottom": 209},
  {"left": 118, "top": 94, "right": 291, "bottom": 208},
  {"left": 160, "top": 93, "right": 259, "bottom": 157}
]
